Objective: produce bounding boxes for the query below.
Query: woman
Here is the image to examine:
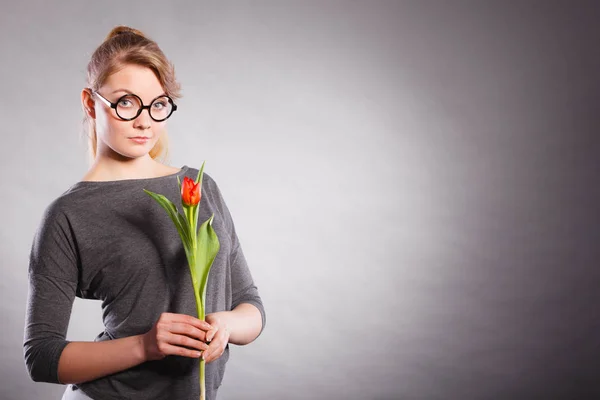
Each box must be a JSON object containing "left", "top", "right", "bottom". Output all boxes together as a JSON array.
[{"left": 23, "top": 26, "right": 265, "bottom": 400}]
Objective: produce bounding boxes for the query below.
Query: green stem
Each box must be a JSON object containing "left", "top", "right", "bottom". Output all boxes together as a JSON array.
[
  {"left": 200, "top": 359, "right": 206, "bottom": 400},
  {"left": 187, "top": 205, "right": 205, "bottom": 400}
]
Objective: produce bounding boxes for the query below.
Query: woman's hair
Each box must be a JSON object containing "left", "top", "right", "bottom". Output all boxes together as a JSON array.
[{"left": 84, "top": 26, "right": 181, "bottom": 163}]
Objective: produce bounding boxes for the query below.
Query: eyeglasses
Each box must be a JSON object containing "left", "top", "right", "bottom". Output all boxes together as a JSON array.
[{"left": 92, "top": 90, "right": 177, "bottom": 122}]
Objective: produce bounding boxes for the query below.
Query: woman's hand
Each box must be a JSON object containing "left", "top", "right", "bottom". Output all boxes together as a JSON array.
[
  {"left": 203, "top": 312, "right": 231, "bottom": 363},
  {"left": 142, "top": 312, "right": 213, "bottom": 361}
]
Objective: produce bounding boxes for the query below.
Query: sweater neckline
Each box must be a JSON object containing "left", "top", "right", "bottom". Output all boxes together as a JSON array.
[{"left": 72, "top": 165, "right": 189, "bottom": 187}]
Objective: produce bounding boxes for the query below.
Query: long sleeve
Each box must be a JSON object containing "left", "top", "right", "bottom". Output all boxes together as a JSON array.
[
  {"left": 24, "top": 201, "right": 79, "bottom": 383},
  {"left": 229, "top": 234, "right": 266, "bottom": 333},
  {"left": 206, "top": 176, "right": 266, "bottom": 335}
]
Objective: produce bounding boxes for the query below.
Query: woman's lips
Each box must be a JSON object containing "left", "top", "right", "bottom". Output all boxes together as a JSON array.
[{"left": 130, "top": 136, "right": 150, "bottom": 144}]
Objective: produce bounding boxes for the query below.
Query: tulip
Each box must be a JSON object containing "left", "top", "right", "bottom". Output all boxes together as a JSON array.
[
  {"left": 181, "top": 176, "right": 201, "bottom": 206},
  {"left": 144, "top": 161, "right": 220, "bottom": 400}
]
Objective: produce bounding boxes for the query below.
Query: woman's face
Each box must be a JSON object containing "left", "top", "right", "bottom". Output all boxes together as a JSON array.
[{"left": 93, "top": 64, "right": 168, "bottom": 160}]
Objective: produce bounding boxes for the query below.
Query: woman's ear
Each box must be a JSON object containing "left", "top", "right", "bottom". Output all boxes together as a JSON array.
[{"left": 81, "top": 88, "right": 96, "bottom": 119}]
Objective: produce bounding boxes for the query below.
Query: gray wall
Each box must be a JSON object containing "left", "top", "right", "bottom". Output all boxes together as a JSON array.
[{"left": 1, "top": 1, "right": 599, "bottom": 399}]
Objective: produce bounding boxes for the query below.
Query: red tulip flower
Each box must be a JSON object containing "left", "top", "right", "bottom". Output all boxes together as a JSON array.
[{"left": 181, "top": 176, "right": 201, "bottom": 206}]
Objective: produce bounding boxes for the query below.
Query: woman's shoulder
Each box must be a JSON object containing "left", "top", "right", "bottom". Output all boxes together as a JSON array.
[
  {"left": 33, "top": 191, "right": 81, "bottom": 242},
  {"left": 36, "top": 184, "right": 94, "bottom": 228}
]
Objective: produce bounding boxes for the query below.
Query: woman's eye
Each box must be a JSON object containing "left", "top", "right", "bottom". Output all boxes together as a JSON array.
[
  {"left": 153, "top": 101, "right": 166, "bottom": 109},
  {"left": 118, "top": 99, "right": 133, "bottom": 107}
]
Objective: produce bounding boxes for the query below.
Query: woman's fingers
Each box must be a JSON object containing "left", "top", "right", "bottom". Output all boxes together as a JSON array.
[
  {"left": 158, "top": 341, "right": 203, "bottom": 359},
  {"left": 162, "top": 312, "right": 213, "bottom": 332},
  {"left": 168, "top": 322, "right": 209, "bottom": 342},
  {"left": 202, "top": 328, "right": 230, "bottom": 364},
  {"left": 144, "top": 312, "right": 215, "bottom": 361},
  {"left": 206, "top": 326, "right": 218, "bottom": 342},
  {"left": 165, "top": 331, "right": 209, "bottom": 352}
]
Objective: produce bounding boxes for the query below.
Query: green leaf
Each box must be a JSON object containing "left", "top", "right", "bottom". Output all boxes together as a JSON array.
[
  {"left": 190, "top": 213, "right": 220, "bottom": 320},
  {"left": 193, "top": 161, "right": 206, "bottom": 240},
  {"left": 195, "top": 160, "right": 206, "bottom": 185},
  {"left": 177, "top": 212, "right": 193, "bottom": 249},
  {"left": 143, "top": 189, "right": 192, "bottom": 248}
]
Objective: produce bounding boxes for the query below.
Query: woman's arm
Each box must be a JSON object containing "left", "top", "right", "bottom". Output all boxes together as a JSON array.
[
  {"left": 57, "top": 303, "right": 263, "bottom": 383},
  {"left": 200, "top": 176, "right": 267, "bottom": 364},
  {"left": 208, "top": 303, "right": 263, "bottom": 345},
  {"left": 57, "top": 312, "right": 213, "bottom": 384},
  {"left": 57, "top": 335, "right": 145, "bottom": 384},
  {"left": 202, "top": 303, "right": 263, "bottom": 363},
  {"left": 226, "top": 302, "right": 263, "bottom": 345}
]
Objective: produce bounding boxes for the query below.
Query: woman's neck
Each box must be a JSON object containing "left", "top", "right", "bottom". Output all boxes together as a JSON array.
[{"left": 82, "top": 156, "right": 176, "bottom": 182}]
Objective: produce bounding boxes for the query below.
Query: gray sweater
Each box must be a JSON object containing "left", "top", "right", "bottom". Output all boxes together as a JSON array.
[{"left": 23, "top": 166, "right": 265, "bottom": 400}]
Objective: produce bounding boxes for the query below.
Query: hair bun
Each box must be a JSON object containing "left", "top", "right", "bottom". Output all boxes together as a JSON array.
[{"left": 105, "top": 26, "right": 147, "bottom": 41}]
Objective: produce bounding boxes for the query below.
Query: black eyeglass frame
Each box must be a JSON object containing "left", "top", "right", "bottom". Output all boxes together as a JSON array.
[{"left": 92, "top": 90, "right": 178, "bottom": 122}]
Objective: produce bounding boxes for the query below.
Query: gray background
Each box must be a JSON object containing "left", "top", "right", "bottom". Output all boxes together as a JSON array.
[{"left": 1, "top": 1, "right": 599, "bottom": 399}]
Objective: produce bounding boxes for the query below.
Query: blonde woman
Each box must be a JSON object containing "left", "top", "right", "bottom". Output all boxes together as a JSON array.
[{"left": 23, "top": 26, "right": 265, "bottom": 400}]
